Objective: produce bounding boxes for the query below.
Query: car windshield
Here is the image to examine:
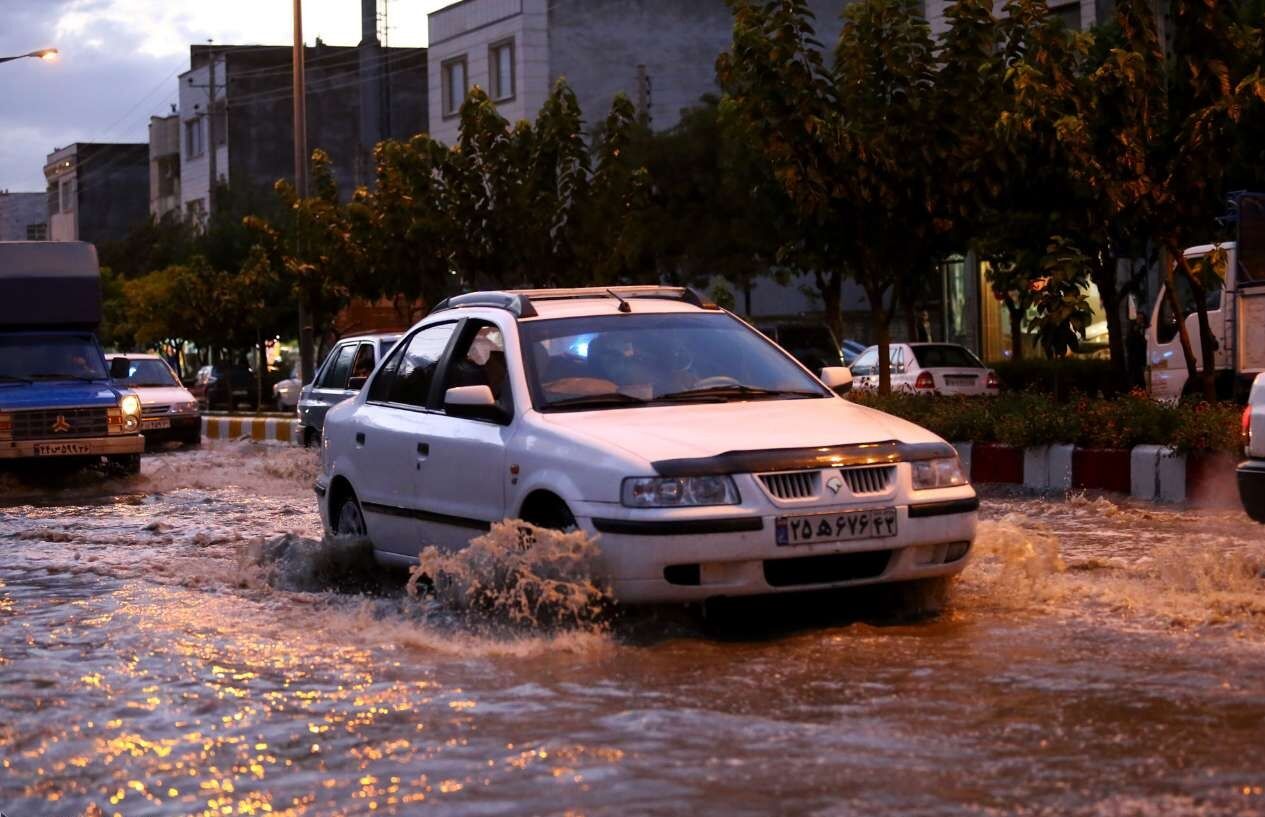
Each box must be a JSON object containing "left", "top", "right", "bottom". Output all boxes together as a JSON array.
[
  {"left": 521, "top": 312, "right": 829, "bottom": 411},
  {"left": 911, "top": 345, "right": 984, "bottom": 369},
  {"left": 115, "top": 358, "right": 179, "bottom": 387},
  {"left": 0, "top": 335, "right": 107, "bottom": 381}
]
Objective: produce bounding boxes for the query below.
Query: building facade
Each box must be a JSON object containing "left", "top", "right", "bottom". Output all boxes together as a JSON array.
[
  {"left": 149, "top": 113, "right": 182, "bottom": 220},
  {"left": 176, "top": 39, "right": 428, "bottom": 219},
  {"left": 0, "top": 191, "right": 47, "bottom": 241},
  {"left": 426, "top": 0, "right": 848, "bottom": 145},
  {"left": 42, "top": 143, "right": 149, "bottom": 245}
]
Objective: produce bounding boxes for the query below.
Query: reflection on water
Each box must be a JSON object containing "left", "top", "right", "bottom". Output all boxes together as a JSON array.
[{"left": 2, "top": 443, "right": 1264, "bottom": 816}]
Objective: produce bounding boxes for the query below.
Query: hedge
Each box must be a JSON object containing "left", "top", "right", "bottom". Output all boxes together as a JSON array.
[
  {"left": 849, "top": 391, "right": 1243, "bottom": 454},
  {"left": 990, "top": 358, "right": 1117, "bottom": 399}
]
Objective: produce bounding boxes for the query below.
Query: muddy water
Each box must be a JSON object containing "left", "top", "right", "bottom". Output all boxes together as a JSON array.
[{"left": 2, "top": 443, "right": 1264, "bottom": 817}]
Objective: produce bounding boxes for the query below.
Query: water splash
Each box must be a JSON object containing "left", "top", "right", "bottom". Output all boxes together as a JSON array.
[
  {"left": 237, "top": 532, "right": 382, "bottom": 594},
  {"left": 406, "top": 521, "right": 614, "bottom": 631}
]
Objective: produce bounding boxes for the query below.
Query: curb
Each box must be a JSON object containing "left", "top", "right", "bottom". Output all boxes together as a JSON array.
[
  {"left": 958, "top": 441, "right": 1239, "bottom": 507},
  {"left": 202, "top": 416, "right": 301, "bottom": 445}
]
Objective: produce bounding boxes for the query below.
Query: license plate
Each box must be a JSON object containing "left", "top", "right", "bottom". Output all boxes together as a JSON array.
[
  {"left": 34, "top": 442, "right": 92, "bottom": 457},
  {"left": 776, "top": 507, "right": 898, "bottom": 546},
  {"left": 142, "top": 417, "right": 171, "bottom": 430},
  {"left": 945, "top": 376, "right": 977, "bottom": 385}
]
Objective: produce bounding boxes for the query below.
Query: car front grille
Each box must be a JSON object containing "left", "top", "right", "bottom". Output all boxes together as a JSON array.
[
  {"left": 10, "top": 407, "right": 110, "bottom": 440},
  {"left": 759, "top": 470, "right": 821, "bottom": 500},
  {"left": 841, "top": 465, "right": 895, "bottom": 495},
  {"left": 142, "top": 404, "right": 172, "bottom": 417},
  {"left": 764, "top": 549, "right": 893, "bottom": 588}
]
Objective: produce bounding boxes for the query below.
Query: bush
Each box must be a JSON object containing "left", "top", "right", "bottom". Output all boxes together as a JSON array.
[
  {"left": 849, "top": 391, "right": 1242, "bottom": 455},
  {"left": 991, "top": 358, "right": 1116, "bottom": 399}
]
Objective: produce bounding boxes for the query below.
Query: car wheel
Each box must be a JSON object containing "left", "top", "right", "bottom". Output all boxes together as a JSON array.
[
  {"left": 106, "top": 454, "right": 142, "bottom": 477},
  {"left": 333, "top": 491, "right": 368, "bottom": 538},
  {"left": 521, "top": 493, "right": 578, "bottom": 532}
]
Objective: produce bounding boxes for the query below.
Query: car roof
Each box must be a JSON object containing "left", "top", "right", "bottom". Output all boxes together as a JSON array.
[
  {"left": 107, "top": 352, "right": 163, "bottom": 360},
  {"left": 337, "top": 332, "right": 400, "bottom": 343},
  {"left": 430, "top": 286, "right": 719, "bottom": 322}
]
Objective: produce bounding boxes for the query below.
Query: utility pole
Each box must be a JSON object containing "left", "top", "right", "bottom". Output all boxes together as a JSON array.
[
  {"left": 207, "top": 43, "right": 218, "bottom": 209},
  {"left": 293, "top": 0, "right": 315, "bottom": 385}
]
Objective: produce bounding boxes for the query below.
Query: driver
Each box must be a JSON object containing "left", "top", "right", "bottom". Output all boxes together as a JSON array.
[{"left": 588, "top": 332, "right": 692, "bottom": 397}]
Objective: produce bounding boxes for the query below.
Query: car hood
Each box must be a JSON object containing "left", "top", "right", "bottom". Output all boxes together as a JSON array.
[
  {"left": 534, "top": 397, "right": 943, "bottom": 467},
  {"left": 0, "top": 381, "right": 121, "bottom": 410},
  {"left": 130, "top": 385, "right": 196, "bottom": 406}
]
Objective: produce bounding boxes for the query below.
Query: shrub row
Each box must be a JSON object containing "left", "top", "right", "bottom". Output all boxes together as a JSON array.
[
  {"left": 990, "top": 358, "right": 1118, "bottom": 399},
  {"left": 850, "top": 391, "right": 1243, "bottom": 454}
]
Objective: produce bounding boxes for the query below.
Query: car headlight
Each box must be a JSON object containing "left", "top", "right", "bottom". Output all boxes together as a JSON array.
[
  {"left": 621, "top": 476, "right": 740, "bottom": 508},
  {"left": 911, "top": 456, "right": 968, "bottom": 490},
  {"left": 175, "top": 400, "right": 199, "bottom": 414},
  {"left": 120, "top": 394, "right": 142, "bottom": 417}
]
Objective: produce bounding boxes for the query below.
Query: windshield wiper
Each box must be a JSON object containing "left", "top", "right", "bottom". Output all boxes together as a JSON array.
[
  {"left": 657, "top": 385, "right": 822, "bottom": 402},
  {"left": 544, "top": 392, "right": 650, "bottom": 410},
  {"left": 30, "top": 373, "right": 102, "bottom": 382}
]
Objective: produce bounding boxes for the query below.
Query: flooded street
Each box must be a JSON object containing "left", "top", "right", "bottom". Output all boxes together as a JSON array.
[{"left": 2, "top": 443, "right": 1264, "bottom": 817}]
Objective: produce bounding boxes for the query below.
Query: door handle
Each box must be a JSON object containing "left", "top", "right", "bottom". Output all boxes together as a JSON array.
[
  {"left": 417, "top": 442, "right": 430, "bottom": 456},
  {"left": 355, "top": 432, "right": 365, "bottom": 445}
]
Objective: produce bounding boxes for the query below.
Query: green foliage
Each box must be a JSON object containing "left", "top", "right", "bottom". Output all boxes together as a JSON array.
[
  {"left": 990, "top": 357, "right": 1115, "bottom": 398},
  {"left": 851, "top": 391, "right": 1241, "bottom": 454}
]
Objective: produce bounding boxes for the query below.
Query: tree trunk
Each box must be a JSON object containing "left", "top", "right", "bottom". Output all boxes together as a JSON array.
[
  {"left": 1090, "top": 256, "right": 1127, "bottom": 392},
  {"left": 865, "top": 282, "right": 892, "bottom": 396},
  {"left": 1174, "top": 252, "right": 1219, "bottom": 401},
  {"left": 1161, "top": 263, "right": 1199, "bottom": 388},
  {"left": 816, "top": 269, "right": 844, "bottom": 354},
  {"left": 1007, "top": 300, "right": 1024, "bottom": 362}
]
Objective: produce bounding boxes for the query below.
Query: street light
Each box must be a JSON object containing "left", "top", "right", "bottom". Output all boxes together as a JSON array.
[{"left": 0, "top": 48, "right": 59, "bottom": 65}]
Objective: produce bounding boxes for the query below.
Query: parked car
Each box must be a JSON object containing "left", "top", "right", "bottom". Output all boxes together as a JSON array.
[
  {"left": 1238, "top": 372, "right": 1265, "bottom": 523},
  {"left": 851, "top": 343, "right": 999, "bottom": 396},
  {"left": 107, "top": 354, "right": 201, "bottom": 447},
  {"left": 298, "top": 333, "right": 400, "bottom": 446},
  {"left": 190, "top": 363, "right": 253, "bottom": 411},
  {"left": 315, "top": 286, "right": 978, "bottom": 605},
  {"left": 756, "top": 321, "right": 846, "bottom": 374},
  {"left": 840, "top": 339, "right": 868, "bottom": 366},
  {"left": 273, "top": 365, "right": 302, "bottom": 412}
]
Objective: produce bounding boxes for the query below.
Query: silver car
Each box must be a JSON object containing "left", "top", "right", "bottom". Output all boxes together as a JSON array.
[{"left": 297, "top": 333, "right": 400, "bottom": 446}]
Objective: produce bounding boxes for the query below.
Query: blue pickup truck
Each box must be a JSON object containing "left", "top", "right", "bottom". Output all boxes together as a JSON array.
[{"left": 0, "top": 241, "right": 145, "bottom": 474}]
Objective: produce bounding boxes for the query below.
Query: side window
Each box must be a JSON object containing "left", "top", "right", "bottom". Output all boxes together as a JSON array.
[
  {"left": 892, "top": 347, "right": 905, "bottom": 375},
  {"left": 441, "top": 322, "right": 512, "bottom": 420},
  {"left": 347, "top": 343, "right": 375, "bottom": 389},
  {"left": 385, "top": 323, "right": 458, "bottom": 408},
  {"left": 317, "top": 344, "right": 355, "bottom": 389}
]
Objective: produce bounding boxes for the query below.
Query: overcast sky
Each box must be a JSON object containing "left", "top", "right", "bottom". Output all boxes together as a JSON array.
[{"left": 0, "top": 0, "right": 450, "bottom": 192}]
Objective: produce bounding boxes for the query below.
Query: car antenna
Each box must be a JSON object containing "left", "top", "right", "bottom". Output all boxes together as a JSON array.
[{"left": 607, "top": 289, "right": 632, "bottom": 313}]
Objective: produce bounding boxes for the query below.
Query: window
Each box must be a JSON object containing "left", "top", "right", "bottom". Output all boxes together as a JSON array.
[
  {"left": 185, "top": 118, "right": 205, "bottom": 158},
  {"left": 1156, "top": 273, "right": 1225, "bottom": 344},
  {"left": 371, "top": 322, "right": 458, "bottom": 407},
  {"left": 58, "top": 179, "right": 75, "bottom": 214},
  {"left": 442, "top": 56, "right": 468, "bottom": 118},
  {"left": 347, "top": 343, "right": 376, "bottom": 389},
  {"left": 911, "top": 345, "right": 984, "bottom": 369},
  {"left": 317, "top": 344, "right": 357, "bottom": 389},
  {"left": 490, "top": 39, "right": 515, "bottom": 101},
  {"left": 26, "top": 223, "right": 47, "bottom": 241},
  {"left": 441, "top": 322, "right": 513, "bottom": 422}
]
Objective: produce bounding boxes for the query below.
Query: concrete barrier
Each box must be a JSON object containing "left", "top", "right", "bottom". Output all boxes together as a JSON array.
[{"left": 202, "top": 416, "right": 301, "bottom": 445}]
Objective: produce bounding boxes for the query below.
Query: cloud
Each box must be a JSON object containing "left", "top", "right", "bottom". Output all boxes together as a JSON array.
[{"left": 0, "top": 0, "right": 441, "bottom": 192}]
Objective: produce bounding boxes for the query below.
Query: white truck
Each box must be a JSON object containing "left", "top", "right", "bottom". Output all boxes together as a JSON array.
[
  {"left": 1239, "top": 372, "right": 1265, "bottom": 523},
  {"left": 1148, "top": 194, "right": 1265, "bottom": 401}
]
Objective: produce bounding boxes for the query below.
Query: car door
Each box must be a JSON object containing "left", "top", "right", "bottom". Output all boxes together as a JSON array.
[
  {"left": 305, "top": 343, "right": 356, "bottom": 430},
  {"left": 413, "top": 319, "right": 516, "bottom": 551},
  {"left": 354, "top": 322, "right": 460, "bottom": 559}
]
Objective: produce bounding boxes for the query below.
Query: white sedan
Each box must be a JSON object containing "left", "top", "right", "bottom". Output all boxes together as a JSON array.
[
  {"left": 851, "top": 343, "right": 999, "bottom": 396},
  {"left": 315, "top": 287, "right": 978, "bottom": 604}
]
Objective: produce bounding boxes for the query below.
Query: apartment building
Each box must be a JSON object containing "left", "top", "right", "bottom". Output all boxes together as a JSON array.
[
  {"left": 42, "top": 143, "right": 149, "bottom": 245},
  {"left": 0, "top": 191, "right": 47, "bottom": 241}
]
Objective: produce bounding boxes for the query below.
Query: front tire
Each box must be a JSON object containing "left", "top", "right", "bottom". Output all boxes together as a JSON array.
[
  {"left": 107, "top": 453, "right": 142, "bottom": 477},
  {"left": 332, "top": 490, "right": 368, "bottom": 538}
]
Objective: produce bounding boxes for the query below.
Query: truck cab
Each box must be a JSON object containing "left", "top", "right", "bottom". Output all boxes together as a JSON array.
[
  {"left": 0, "top": 242, "right": 145, "bottom": 473},
  {"left": 1148, "top": 193, "right": 1265, "bottom": 400}
]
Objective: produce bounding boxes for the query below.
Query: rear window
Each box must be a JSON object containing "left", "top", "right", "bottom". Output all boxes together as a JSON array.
[{"left": 911, "top": 345, "right": 984, "bottom": 369}]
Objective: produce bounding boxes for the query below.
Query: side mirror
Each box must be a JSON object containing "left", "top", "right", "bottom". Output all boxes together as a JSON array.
[
  {"left": 445, "top": 385, "right": 506, "bottom": 423},
  {"left": 110, "top": 357, "right": 131, "bottom": 380},
  {"left": 820, "top": 366, "right": 853, "bottom": 395},
  {"left": 347, "top": 375, "right": 368, "bottom": 391}
]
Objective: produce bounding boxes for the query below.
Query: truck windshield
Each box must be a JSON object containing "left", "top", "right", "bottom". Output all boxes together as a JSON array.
[
  {"left": 0, "top": 335, "right": 108, "bottom": 381},
  {"left": 115, "top": 359, "right": 179, "bottom": 387}
]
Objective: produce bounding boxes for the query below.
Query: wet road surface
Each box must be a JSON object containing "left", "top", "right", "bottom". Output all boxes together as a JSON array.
[{"left": 2, "top": 442, "right": 1264, "bottom": 817}]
